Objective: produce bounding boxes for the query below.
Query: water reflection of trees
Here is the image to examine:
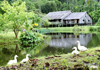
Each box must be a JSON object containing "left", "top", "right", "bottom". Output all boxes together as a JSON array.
[
  {"left": 87, "top": 33, "right": 100, "bottom": 47},
  {"left": 33, "top": 46, "right": 72, "bottom": 57},
  {"left": 0, "top": 44, "right": 21, "bottom": 66},
  {"left": 47, "top": 33, "right": 92, "bottom": 48}
]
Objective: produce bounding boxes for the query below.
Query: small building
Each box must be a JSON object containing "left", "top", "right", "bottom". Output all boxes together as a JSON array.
[{"left": 44, "top": 11, "right": 92, "bottom": 27}]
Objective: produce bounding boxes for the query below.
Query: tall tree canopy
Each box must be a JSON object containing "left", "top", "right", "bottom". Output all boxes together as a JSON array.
[{"left": 41, "top": 1, "right": 57, "bottom": 13}]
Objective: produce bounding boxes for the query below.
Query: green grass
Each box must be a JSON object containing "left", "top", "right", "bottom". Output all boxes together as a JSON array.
[
  {"left": 33, "top": 26, "right": 100, "bottom": 34},
  {"left": 0, "top": 31, "right": 21, "bottom": 45}
]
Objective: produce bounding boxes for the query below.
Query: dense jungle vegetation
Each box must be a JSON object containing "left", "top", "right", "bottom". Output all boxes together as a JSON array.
[{"left": 0, "top": 0, "right": 100, "bottom": 23}]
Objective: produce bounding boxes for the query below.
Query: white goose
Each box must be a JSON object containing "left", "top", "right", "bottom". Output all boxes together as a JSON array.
[
  {"left": 72, "top": 47, "right": 79, "bottom": 55},
  {"left": 7, "top": 55, "right": 18, "bottom": 65},
  {"left": 76, "top": 41, "right": 88, "bottom": 51},
  {"left": 20, "top": 54, "right": 31, "bottom": 63}
]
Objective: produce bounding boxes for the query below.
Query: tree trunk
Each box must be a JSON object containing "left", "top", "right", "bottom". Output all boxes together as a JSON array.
[
  {"left": 14, "top": 29, "right": 19, "bottom": 39},
  {"left": 15, "top": 44, "right": 20, "bottom": 53}
]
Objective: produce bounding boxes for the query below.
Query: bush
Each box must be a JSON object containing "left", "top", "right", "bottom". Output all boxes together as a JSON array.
[
  {"left": 42, "top": 19, "right": 51, "bottom": 27},
  {"left": 89, "top": 27, "right": 94, "bottom": 31},
  {"left": 95, "top": 18, "right": 100, "bottom": 26},
  {"left": 73, "top": 25, "right": 79, "bottom": 31},
  {"left": 97, "top": 27, "right": 100, "bottom": 32},
  {"left": 20, "top": 31, "right": 44, "bottom": 48},
  {"left": 89, "top": 27, "right": 97, "bottom": 32}
]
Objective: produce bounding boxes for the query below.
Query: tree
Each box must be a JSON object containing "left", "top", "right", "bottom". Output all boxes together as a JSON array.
[
  {"left": 0, "top": 1, "right": 5, "bottom": 14},
  {"left": 41, "top": 1, "right": 57, "bottom": 13},
  {"left": 22, "top": 0, "right": 36, "bottom": 12},
  {"left": 0, "top": 0, "right": 35, "bottom": 38},
  {"left": 95, "top": 18, "right": 100, "bottom": 26},
  {"left": 89, "top": 7, "right": 100, "bottom": 24},
  {"left": 42, "top": 19, "right": 51, "bottom": 27},
  {"left": 0, "top": 14, "right": 6, "bottom": 31}
]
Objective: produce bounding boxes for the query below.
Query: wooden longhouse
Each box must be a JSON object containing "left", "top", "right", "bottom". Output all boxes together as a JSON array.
[{"left": 43, "top": 11, "right": 92, "bottom": 27}]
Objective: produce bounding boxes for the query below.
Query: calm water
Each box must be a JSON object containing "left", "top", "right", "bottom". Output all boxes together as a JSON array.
[{"left": 0, "top": 33, "right": 100, "bottom": 66}]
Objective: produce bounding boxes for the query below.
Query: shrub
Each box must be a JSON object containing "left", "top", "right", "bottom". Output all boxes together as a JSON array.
[
  {"left": 42, "top": 19, "right": 51, "bottom": 27},
  {"left": 97, "top": 27, "right": 100, "bottom": 32},
  {"left": 20, "top": 31, "right": 44, "bottom": 48},
  {"left": 89, "top": 27, "right": 94, "bottom": 31},
  {"left": 73, "top": 25, "right": 79, "bottom": 31},
  {"left": 89, "top": 27, "right": 97, "bottom": 32}
]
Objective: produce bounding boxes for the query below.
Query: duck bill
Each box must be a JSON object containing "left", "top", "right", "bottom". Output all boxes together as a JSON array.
[{"left": 75, "top": 41, "right": 77, "bottom": 43}]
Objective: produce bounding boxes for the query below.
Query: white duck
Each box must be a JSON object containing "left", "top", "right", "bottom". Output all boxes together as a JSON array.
[
  {"left": 76, "top": 41, "right": 88, "bottom": 51},
  {"left": 20, "top": 54, "right": 31, "bottom": 63},
  {"left": 72, "top": 47, "right": 79, "bottom": 55},
  {"left": 7, "top": 55, "right": 18, "bottom": 65}
]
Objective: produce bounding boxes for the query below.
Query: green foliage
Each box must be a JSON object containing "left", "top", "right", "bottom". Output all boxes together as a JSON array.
[
  {"left": 0, "top": 1, "right": 5, "bottom": 14},
  {"left": 1, "top": 0, "right": 100, "bottom": 27},
  {"left": 97, "top": 27, "right": 100, "bottom": 32},
  {"left": 20, "top": 31, "right": 44, "bottom": 48},
  {"left": 89, "top": 7, "right": 100, "bottom": 24},
  {"left": 89, "top": 27, "right": 97, "bottom": 32},
  {"left": 73, "top": 25, "right": 80, "bottom": 36},
  {"left": 89, "top": 27, "right": 94, "bottom": 31},
  {"left": 41, "top": 1, "right": 57, "bottom": 13},
  {"left": 0, "top": 14, "right": 5, "bottom": 31},
  {"left": 32, "top": 14, "right": 41, "bottom": 27},
  {"left": 95, "top": 18, "right": 100, "bottom": 26},
  {"left": 0, "top": 0, "right": 39, "bottom": 38},
  {"left": 42, "top": 19, "right": 51, "bottom": 27},
  {"left": 22, "top": 0, "right": 36, "bottom": 12}
]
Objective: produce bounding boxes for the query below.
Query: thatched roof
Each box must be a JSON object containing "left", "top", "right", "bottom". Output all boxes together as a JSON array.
[
  {"left": 64, "top": 12, "right": 86, "bottom": 20},
  {"left": 44, "top": 10, "right": 72, "bottom": 20}
]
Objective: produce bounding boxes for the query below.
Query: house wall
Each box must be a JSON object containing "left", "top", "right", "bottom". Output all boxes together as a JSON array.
[{"left": 79, "top": 13, "right": 92, "bottom": 25}]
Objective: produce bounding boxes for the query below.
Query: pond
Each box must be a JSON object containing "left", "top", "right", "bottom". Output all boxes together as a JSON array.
[{"left": 0, "top": 32, "right": 100, "bottom": 66}]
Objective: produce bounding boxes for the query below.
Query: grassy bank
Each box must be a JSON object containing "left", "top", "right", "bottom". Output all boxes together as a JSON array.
[
  {"left": 0, "top": 31, "right": 21, "bottom": 45},
  {"left": 33, "top": 26, "right": 100, "bottom": 34},
  {"left": 1, "top": 47, "right": 100, "bottom": 70},
  {"left": 31, "top": 47, "right": 100, "bottom": 70}
]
